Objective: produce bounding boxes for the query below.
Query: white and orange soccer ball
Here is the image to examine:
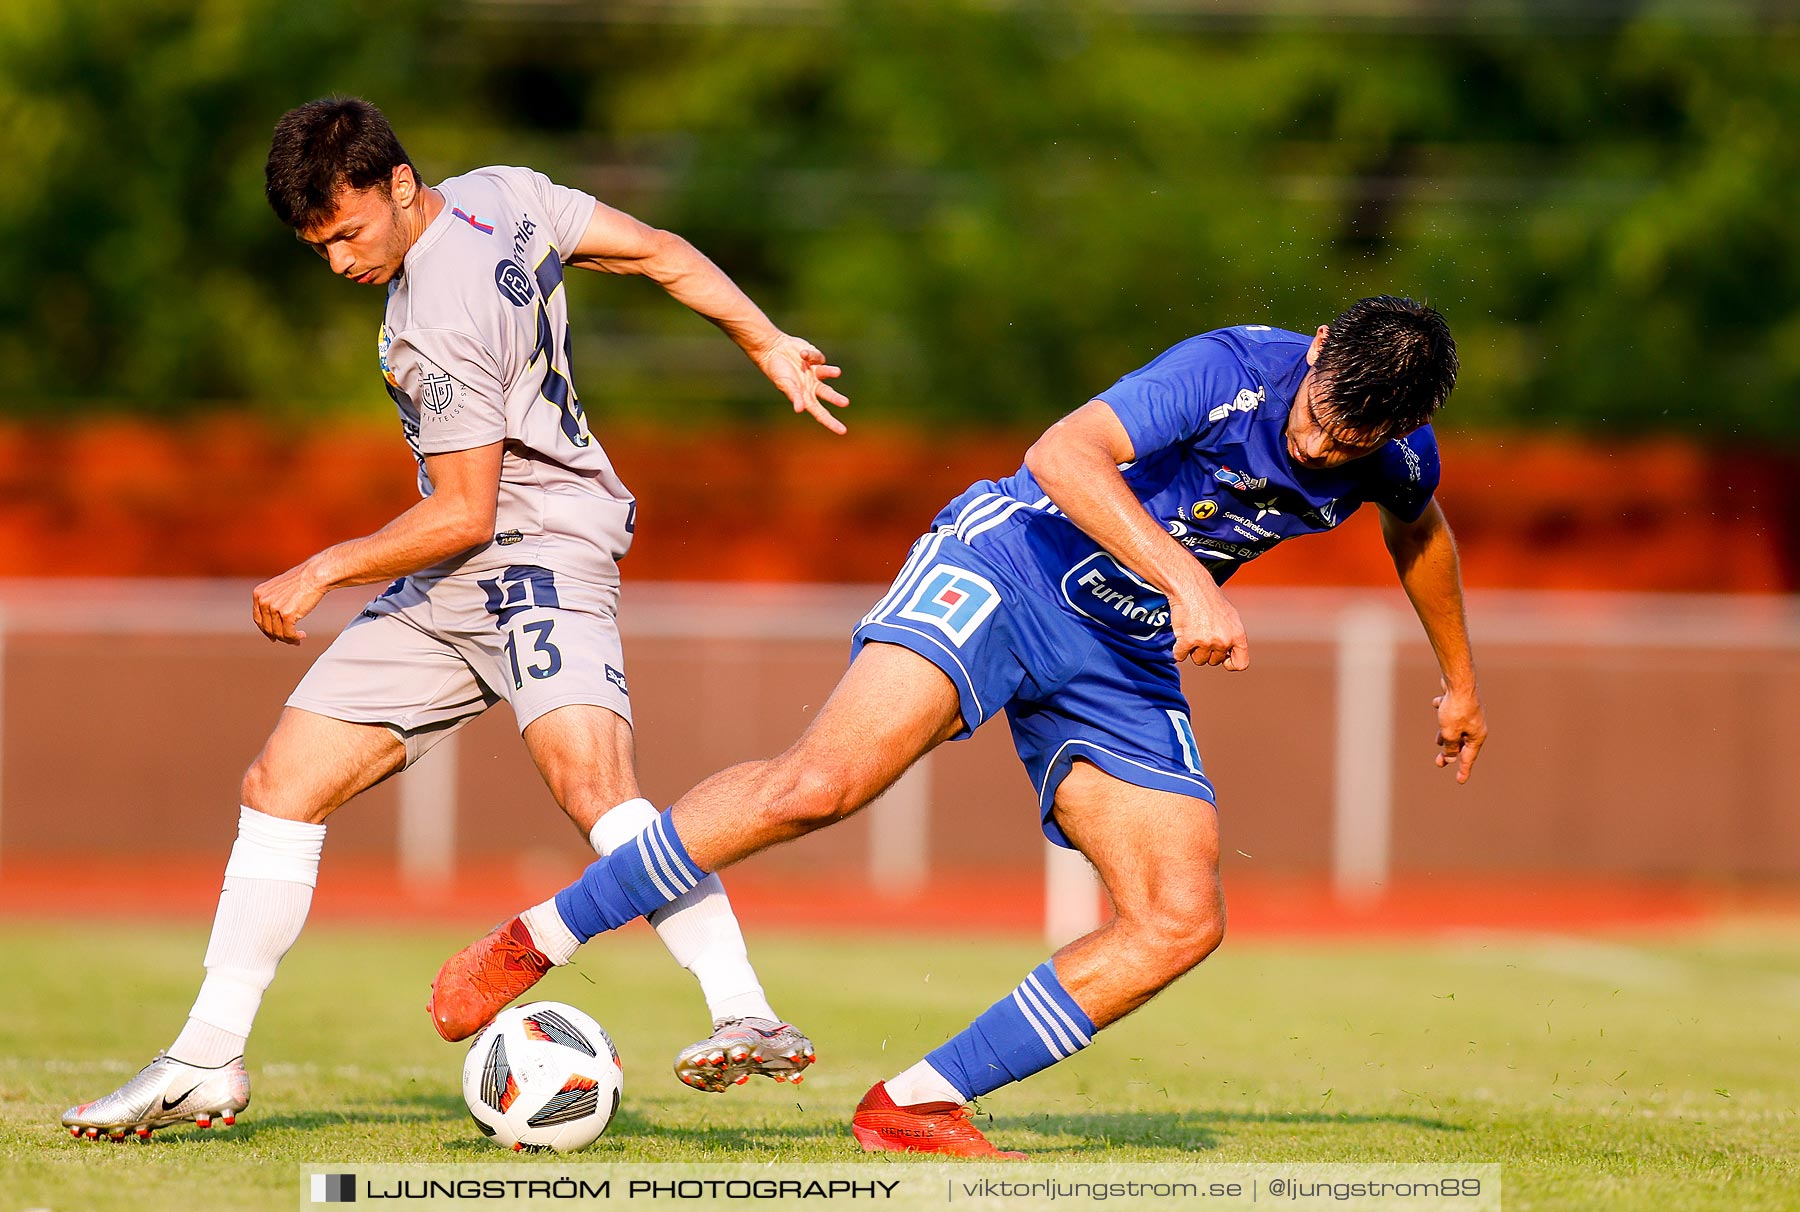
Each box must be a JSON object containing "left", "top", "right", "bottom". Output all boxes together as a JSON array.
[{"left": 461, "top": 1001, "right": 623, "bottom": 1152}]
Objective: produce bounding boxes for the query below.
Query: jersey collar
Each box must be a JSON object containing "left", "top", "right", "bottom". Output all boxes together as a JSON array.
[{"left": 398, "top": 183, "right": 457, "bottom": 280}]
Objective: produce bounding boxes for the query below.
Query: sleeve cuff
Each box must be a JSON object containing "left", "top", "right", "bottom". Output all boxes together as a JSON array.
[{"left": 419, "top": 430, "right": 507, "bottom": 456}]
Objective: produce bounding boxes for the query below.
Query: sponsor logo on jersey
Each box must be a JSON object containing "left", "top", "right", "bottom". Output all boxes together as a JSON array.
[
  {"left": 1213, "top": 466, "right": 1269, "bottom": 492},
  {"left": 1168, "top": 517, "right": 1248, "bottom": 563},
  {"left": 451, "top": 207, "right": 495, "bottom": 235},
  {"left": 1193, "top": 500, "right": 1218, "bottom": 520},
  {"left": 896, "top": 564, "right": 1002, "bottom": 647},
  {"left": 1061, "top": 553, "right": 1171, "bottom": 641},
  {"left": 1223, "top": 510, "right": 1280, "bottom": 541},
  {"left": 1185, "top": 541, "right": 1242, "bottom": 562},
  {"left": 494, "top": 259, "right": 534, "bottom": 307},
  {"left": 511, "top": 216, "right": 538, "bottom": 266},
  {"left": 377, "top": 323, "right": 398, "bottom": 388},
  {"left": 1394, "top": 437, "right": 1423, "bottom": 483},
  {"left": 605, "top": 665, "right": 629, "bottom": 696},
  {"left": 1178, "top": 531, "right": 1254, "bottom": 559},
  {"left": 1251, "top": 497, "right": 1283, "bottom": 522},
  {"left": 495, "top": 529, "right": 524, "bottom": 546},
  {"left": 1207, "top": 385, "right": 1265, "bottom": 424}
]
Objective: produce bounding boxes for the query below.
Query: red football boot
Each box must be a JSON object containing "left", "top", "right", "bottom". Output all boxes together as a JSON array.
[
  {"left": 428, "top": 916, "right": 553, "bottom": 1041},
  {"left": 850, "top": 1081, "right": 1026, "bottom": 1159}
]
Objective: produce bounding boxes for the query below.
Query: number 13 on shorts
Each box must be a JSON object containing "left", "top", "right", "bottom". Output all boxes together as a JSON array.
[
  {"left": 504, "top": 619, "right": 562, "bottom": 689},
  {"left": 482, "top": 566, "right": 567, "bottom": 691}
]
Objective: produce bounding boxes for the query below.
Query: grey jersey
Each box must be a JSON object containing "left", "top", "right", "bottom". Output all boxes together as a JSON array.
[{"left": 378, "top": 165, "right": 634, "bottom": 582}]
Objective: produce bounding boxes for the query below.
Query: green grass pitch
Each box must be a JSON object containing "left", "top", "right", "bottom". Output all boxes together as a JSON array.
[{"left": 2, "top": 922, "right": 1797, "bottom": 1211}]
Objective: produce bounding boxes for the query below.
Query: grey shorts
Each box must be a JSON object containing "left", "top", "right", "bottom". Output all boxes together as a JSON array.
[{"left": 287, "top": 565, "right": 630, "bottom": 766}]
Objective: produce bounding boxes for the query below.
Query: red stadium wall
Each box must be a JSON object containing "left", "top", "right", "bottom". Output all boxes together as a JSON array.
[
  {"left": 0, "top": 418, "right": 1793, "bottom": 591},
  {"left": 0, "top": 584, "right": 1794, "bottom": 936}
]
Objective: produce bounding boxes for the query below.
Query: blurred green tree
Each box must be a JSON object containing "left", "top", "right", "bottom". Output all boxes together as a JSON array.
[{"left": 0, "top": 0, "right": 1795, "bottom": 441}]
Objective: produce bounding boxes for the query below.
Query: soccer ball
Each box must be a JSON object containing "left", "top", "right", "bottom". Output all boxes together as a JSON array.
[{"left": 462, "top": 1001, "right": 623, "bottom": 1152}]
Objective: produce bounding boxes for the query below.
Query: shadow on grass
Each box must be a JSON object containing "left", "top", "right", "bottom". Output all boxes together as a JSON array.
[
  {"left": 1001, "top": 1108, "right": 1467, "bottom": 1154},
  {"left": 444, "top": 1106, "right": 1466, "bottom": 1159},
  {"left": 436, "top": 1109, "right": 854, "bottom": 1156},
  {"left": 77, "top": 1100, "right": 1463, "bottom": 1158},
  {"left": 142, "top": 1090, "right": 473, "bottom": 1144}
]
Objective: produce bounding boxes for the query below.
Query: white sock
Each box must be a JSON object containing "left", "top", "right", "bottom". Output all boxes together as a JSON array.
[
  {"left": 883, "top": 1059, "right": 967, "bottom": 1107},
  {"left": 521, "top": 898, "right": 581, "bottom": 965},
  {"left": 169, "top": 807, "right": 325, "bottom": 1066},
  {"left": 590, "top": 798, "right": 777, "bottom": 1026}
]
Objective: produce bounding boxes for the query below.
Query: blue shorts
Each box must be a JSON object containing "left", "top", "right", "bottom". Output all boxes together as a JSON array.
[{"left": 851, "top": 515, "right": 1216, "bottom": 849}]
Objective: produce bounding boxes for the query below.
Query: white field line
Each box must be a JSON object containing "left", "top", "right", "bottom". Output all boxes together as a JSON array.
[{"left": 1441, "top": 930, "right": 1800, "bottom": 1004}]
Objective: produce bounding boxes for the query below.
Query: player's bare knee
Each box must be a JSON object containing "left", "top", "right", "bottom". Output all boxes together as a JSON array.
[
  {"left": 238, "top": 760, "right": 270, "bottom": 814},
  {"left": 240, "top": 757, "right": 312, "bottom": 822},
  {"left": 1183, "top": 905, "right": 1227, "bottom": 967},
  {"left": 1136, "top": 890, "right": 1226, "bottom": 977},
  {"left": 561, "top": 789, "right": 615, "bottom": 837}
]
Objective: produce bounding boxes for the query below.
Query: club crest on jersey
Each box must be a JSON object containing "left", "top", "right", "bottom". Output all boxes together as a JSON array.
[
  {"left": 897, "top": 565, "right": 1001, "bottom": 647},
  {"left": 420, "top": 371, "right": 456, "bottom": 415},
  {"left": 1213, "top": 465, "right": 1269, "bottom": 492},
  {"left": 494, "top": 260, "right": 534, "bottom": 307}
]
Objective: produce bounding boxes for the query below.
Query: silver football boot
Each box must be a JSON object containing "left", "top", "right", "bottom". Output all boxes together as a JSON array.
[
  {"left": 674, "top": 1018, "right": 817, "bottom": 1092},
  {"left": 61, "top": 1053, "right": 250, "bottom": 1141}
]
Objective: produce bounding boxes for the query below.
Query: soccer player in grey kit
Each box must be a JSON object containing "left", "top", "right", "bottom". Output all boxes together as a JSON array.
[{"left": 61, "top": 97, "right": 844, "bottom": 1139}]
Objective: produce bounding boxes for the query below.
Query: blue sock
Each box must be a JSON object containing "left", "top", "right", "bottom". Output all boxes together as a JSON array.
[
  {"left": 924, "top": 960, "right": 1096, "bottom": 1099},
  {"left": 553, "top": 809, "right": 707, "bottom": 942}
]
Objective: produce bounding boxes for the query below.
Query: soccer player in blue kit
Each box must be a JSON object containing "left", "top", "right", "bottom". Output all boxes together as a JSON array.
[{"left": 433, "top": 296, "right": 1488, "bottom": 1155}]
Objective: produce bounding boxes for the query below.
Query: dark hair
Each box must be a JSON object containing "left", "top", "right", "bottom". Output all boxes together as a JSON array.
[
  {"left": 264, "top": 97, "right": 413, "bottom": 230},
  {"left": 1312, "top": 296, "right": 1457, "bottom": 437}
]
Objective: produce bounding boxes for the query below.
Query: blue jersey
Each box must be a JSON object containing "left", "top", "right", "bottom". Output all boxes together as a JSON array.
[
  {"left": 933, "top": 325, "right": 1438, "bottom": 648},
  {"left": 854, "top": 324, "right": 1442, "bottom": 842}
]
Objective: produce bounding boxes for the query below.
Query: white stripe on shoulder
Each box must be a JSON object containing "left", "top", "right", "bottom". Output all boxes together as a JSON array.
[
  {"left": 961, "top": 500, "right": 1033, "bottom": 543},
  {"left": 953, "top": 495, "right": 1010, "bottom": 540},
  {"left": 862, "top": 533, "right": 946, "bottom": 629},
  {"left": 861, "top": 534, "right": 933, "bottom": 628}
]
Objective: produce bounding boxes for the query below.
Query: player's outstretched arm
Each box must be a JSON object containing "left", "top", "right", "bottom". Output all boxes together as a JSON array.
[
  {"left": 250, "top": 441, "right": 503, "bottom": 645},
  {"left": 1379, "top": 499, "right": 1487, "bottom": 782},
  {"left": 1025, "top": 401, "right": 1249, "bottom": 671},
  {"left": 565, "top": 201, "right": 848, "bottom": 433}
]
